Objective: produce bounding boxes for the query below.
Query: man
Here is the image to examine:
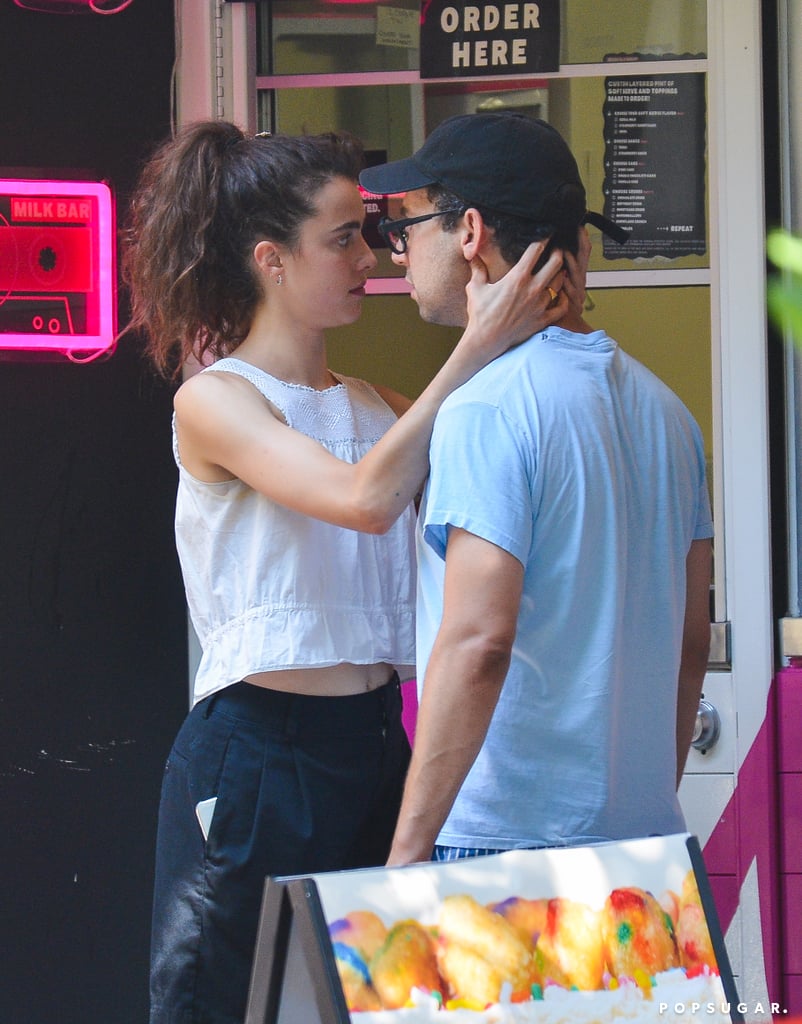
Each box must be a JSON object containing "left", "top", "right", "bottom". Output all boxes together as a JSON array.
[{"left": 359, "top": 112, "right": 712, "bottom": 866}]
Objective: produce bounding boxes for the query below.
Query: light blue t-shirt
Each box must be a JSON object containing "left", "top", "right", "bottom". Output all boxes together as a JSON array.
[{"left": 416, "top": 326, "right": 713, "bottom": 849}]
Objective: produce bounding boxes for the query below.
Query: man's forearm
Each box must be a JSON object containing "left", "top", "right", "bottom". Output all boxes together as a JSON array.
[
  {"left": 675, "top": 539, "right": 713, "bottom": 787},
  {"left": 389, "top": 527, "right": 524, "bottom": 865},
  {"left": 387, "top": 643, "right": 508, "bottom": 865}
]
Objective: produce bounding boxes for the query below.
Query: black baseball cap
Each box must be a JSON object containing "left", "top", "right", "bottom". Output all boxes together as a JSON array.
[{"left": 360, "top": 112, "right": 628, "bottom": 244}]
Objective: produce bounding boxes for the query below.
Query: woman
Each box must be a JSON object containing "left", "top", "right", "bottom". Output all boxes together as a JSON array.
[{"left": 121, "top": 119, "right": 580, "bottom": 1024}]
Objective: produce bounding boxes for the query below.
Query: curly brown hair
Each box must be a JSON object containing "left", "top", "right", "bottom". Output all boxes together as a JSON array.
[{"left": 120, "top": 120, "right": 365, "bottom": 377}]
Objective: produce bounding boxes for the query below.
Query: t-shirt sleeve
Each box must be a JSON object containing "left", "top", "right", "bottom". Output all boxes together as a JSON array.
[
  {"left": 422, "top": 400, "right": 534, "bottom": 566},
  {"left": 694, "top": 480, "right": 714, "bottom": 540},
  {"left": 691, "top": 421, "right": 715, "bottom": 541}
]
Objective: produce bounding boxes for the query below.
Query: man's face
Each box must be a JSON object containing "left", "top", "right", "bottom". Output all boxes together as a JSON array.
[{"left": 390, "top": 189, "right": 472, "bottom": 328}]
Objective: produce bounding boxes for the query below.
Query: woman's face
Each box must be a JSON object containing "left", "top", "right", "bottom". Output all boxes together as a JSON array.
[{"left": 280, "top": 176, "right": 378, "bottom": 330}]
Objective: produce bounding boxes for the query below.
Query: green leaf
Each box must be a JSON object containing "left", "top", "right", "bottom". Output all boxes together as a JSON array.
[
  {"left": 767, "top": 277, "right": 802, "bottom": 343},
  {"left": 767, "top": 229, "right": 802, "bottom": 276}
]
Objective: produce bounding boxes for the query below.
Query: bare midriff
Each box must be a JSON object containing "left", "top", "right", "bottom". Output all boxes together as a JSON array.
[{"left": 243, "top": 661, "right": 395, "bottom": 696}]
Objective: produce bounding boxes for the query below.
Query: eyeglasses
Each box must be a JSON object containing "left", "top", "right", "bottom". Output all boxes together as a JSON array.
[{"left": 377, "top": 211, "right": 453, "bottom": 254}]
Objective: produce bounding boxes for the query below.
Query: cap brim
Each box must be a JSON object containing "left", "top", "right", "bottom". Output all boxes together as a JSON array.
[
  {"left": 359, "top": 156, "right": 436, "bottom": 197},
  {"left": 582, "top": 210, "right": 630, "bottom": 245}
]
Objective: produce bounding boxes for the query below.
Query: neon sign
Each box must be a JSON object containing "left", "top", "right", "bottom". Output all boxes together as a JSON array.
[{"left": 0, "top": 178, "right": 116, "bottom": 360}]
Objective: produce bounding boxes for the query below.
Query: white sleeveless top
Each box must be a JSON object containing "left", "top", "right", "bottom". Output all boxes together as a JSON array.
[{"left": 173, "top": 357, "right": 417, "bottom": 705}]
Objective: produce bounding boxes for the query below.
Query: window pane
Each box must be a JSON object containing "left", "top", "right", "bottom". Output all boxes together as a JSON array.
[
  {"left": 561, "top": 0, "right": 706, "bottom": 64},
  {"left": 256, "top": 0, "right": 706, "bottom": 76},
  {"left": 548, "top": 77, "right": 709, "bottom": 271},
  {"left": 261, "top": 77, "right": 710, "bottom": 275},
  {"left": 259, "top": 1, "right": 420, "bottom": 76},
  {"left": 262, "top": 82, "right": 415, "bottom": 278}
]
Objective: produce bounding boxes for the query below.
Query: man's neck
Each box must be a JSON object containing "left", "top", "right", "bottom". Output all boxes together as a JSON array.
[
  {"left": 556, "top": 310, "right": 596, "bottom": 334},
  {"left": 482, "top": 250, "right": 596, "bottom": 336}
]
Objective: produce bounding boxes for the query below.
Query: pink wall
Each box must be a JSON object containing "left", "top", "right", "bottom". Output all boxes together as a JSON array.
[
  {"left": 401, "top": 678, "right": 418, "bottom": 744},
  {"left": 778, "top": 665, "right": 802, "bottom": 1010}
]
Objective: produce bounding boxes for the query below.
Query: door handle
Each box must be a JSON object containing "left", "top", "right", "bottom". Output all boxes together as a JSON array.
[{"left": 691, "top": 696, "right": 721, "bottom": 753}]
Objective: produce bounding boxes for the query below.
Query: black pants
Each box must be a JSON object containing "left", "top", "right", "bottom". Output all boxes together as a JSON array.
[{"left": 149, "top": 674, "right": 410, "bottom": 1024}]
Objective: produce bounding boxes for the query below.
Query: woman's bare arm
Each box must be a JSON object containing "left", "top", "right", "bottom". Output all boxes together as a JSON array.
[{"left": 175, "top": 242, "right": 574, "bottom": 533}]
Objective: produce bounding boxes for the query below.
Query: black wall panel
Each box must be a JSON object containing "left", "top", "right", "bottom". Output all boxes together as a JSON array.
[{"left": 0, "top": 4, "right": 186, "bottom": 1021}]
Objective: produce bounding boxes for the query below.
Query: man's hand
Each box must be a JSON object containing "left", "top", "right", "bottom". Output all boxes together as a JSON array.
[{"left": 463, "top": 241, "right": 569, "bottom": 358}]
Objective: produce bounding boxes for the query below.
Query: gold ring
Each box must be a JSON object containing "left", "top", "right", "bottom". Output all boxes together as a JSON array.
[{"left": 547, "top": 287, "right": 559, "bottom": 306}]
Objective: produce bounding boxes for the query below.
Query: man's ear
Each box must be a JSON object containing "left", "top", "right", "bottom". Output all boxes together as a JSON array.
[{"left": 460, "top": 207, "right": 492, "bottom": 263}]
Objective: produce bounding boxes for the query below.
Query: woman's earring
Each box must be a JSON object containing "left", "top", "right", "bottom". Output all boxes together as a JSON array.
[{"left": 276, "top": 274, "right": 283, "bottom": 286}]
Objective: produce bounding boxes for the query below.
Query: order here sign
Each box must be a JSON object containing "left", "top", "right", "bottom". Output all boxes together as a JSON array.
[{"left": 420, "top": 1, "right": 560, "bottom": 79}]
